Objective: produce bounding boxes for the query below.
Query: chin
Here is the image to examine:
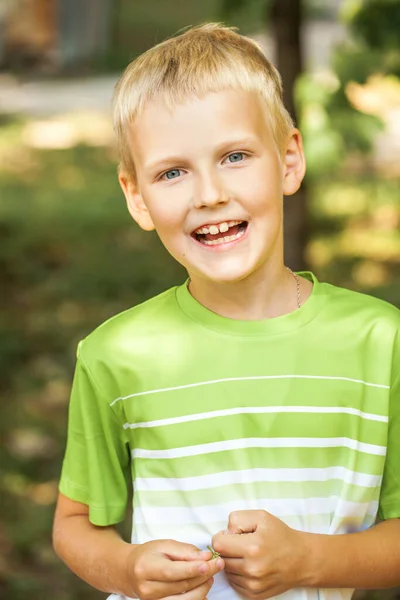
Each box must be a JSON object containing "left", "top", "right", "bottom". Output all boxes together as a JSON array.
[
  {"left": 200, "top": 267, "right": 257, "bottom": 285},
  {"left": 184, "top": 252, "right": 266, "bottom": 285}
]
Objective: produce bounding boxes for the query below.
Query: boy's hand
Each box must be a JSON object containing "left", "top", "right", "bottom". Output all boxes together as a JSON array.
[
  {"left": 124, "top": 540, "right": 224, "bottom": 600},
  {"left": 212, "top": 510, "right": 307, "bottom": 599}
]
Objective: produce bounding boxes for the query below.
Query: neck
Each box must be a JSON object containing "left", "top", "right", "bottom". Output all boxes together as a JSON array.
[{"left": 188, "top": 263, "right": 300, "bottom": 321}]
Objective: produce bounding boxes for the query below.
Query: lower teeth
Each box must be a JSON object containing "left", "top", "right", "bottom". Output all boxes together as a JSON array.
[{"left": 202, "top": 229, "right": 245, "bottom": 245}]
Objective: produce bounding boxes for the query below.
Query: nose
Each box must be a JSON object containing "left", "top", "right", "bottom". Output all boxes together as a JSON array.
[{"left": 193, "top": 170, "right": 229, "bottom": 209}]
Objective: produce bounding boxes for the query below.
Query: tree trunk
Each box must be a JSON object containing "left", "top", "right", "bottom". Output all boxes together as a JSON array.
[{"left": 271, "top": 0, "right": 308, "bottom": 271}]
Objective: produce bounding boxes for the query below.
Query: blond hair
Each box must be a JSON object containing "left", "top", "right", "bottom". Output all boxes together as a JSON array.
[{"left": 113, "top": 23, "right": 294, "bottom": 177}]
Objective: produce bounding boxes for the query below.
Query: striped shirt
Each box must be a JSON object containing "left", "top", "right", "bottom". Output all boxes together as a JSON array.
[{"left": 59, "top": 272, "right": 400, "bottom": 600}]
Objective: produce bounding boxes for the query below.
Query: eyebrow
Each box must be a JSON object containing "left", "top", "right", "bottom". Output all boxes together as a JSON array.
[
  {"left": 144, "top": 136, "right": 259, "bottom": 174},
  {"left": 144, "top": 155, "right": 187, "bottom": 175}
]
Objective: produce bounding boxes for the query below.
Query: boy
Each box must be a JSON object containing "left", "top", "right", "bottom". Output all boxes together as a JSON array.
[{"left": 53, "top": 23, "right": 400, "bottom": 600}]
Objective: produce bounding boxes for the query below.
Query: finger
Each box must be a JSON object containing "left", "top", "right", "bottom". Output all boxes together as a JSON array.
[
  {"left": 212, "top": 532, "right": 253, "bottom": 558},
  {"left": 153, "top": 557, "right": 224, "bottom": 585},
  {"left": 148, "top": 574, "right": 212, "bottom": 598},
  {"left": 165, "top": 577, "right": 214, "bottom": 600},
  {"left": 226, "top": 573, "right": 252, "bottom": 587},
  {"left": 229, "top": 579, "right": 279, "bottom": 600},
  {"left": 229, "top": 580, "right": 258, "bottom": 598},
  {"left": 223, "top": 558, "right": 246, "bottom": 575},
  {"left": 227, "top": 510, "right": 264, "bottom": 534},
  {"left": 162, "top": 542, "right": 212, "bottom": 562},
  {"left": 199, "top": 557, "right": 225, "bottom": 578},
  {"left": 228, "top": 575, "right": 267, "bottom": 599}
]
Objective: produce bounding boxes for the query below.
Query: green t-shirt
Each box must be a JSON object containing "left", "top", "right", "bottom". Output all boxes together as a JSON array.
[{"left": 59, "top": 272, "right": 400, "bottom": 600}]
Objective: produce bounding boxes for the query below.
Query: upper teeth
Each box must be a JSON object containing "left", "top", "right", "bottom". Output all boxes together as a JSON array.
[{"left": 195, "top": 220, "right": 242, "bottom": 235}]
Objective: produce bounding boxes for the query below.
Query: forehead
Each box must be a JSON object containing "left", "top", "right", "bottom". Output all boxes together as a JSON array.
[{"left": 128, "top": 89, "right": 274, "bottom": 164}]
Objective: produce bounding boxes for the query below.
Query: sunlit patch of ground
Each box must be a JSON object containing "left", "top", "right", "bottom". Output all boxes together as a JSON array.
[
  {"left": 22, "top": 111, "right": 115, "bottom": 149},
  {"left": 0, "top": 110, "right": 116, "bottom": 180}
]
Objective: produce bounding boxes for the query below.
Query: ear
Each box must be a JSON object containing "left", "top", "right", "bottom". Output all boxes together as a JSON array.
[
  {"left": 282, "top": 129, "right": 306, "bottom": 196},
  {"left": 118, "top": 172, "right": 155, "bottom": 231}
]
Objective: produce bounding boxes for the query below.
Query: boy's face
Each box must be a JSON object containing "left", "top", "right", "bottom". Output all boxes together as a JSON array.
[{"left": 120, "top": 89, "right": 305, "bottom": 286}]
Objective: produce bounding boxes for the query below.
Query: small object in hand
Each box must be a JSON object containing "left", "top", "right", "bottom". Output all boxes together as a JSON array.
[{"left": 207, "top": 545, "right": 220, "bottom": 559}]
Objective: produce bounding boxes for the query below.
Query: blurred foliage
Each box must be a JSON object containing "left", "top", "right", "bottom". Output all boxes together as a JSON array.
[
  {"left": 101, "top": 0, "right": 221, "bottom": 71},
  {"left": 218, "top": 0, "right": 267, "bottom": 30},
  {"left": 346, "top": 0, "right": 400, "bottom": 54},
  {"left": 295, "top": 70, "right": 385, "bottom": 176},
  {"left": 297, "top": 0, "right": 400, "bottom": 176},
  {"left": 218, "top": 0, "right": 339, "bottom": 27}
]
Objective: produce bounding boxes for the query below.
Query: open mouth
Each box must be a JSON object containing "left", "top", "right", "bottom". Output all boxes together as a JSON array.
[{"left": 192, "top": 220, "right": 248, "bottom": 246}]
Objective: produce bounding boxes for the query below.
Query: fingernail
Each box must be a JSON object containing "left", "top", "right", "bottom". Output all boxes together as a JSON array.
[
  {"left": 216, "top": 558, "right": 224, "bottom": 570},
  {"left": 208, "top": 578, "right": 214, "bottom": 585}
]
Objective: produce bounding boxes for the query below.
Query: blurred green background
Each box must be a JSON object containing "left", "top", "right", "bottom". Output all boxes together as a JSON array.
[{"left": 0, "top": 0, "right": 399, "bottom": 598}]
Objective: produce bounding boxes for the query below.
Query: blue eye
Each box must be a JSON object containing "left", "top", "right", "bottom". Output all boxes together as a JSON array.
[
  {"left": 228, "top": 152, "right": 244, "bottom": 163},
  {"left": 163, "top": 169, "right": 181, "bottom": 180}
]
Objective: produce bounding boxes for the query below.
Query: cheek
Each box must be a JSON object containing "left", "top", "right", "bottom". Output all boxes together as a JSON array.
[
  {"left": 246, "top": 179, "right": 283, "bottom": 218},
  {"left": 231, "top": 161, "right": 283, "bottom": 209},
  {"left": 145, "top": 193, "right": 186, "bottom": 232},
  {"left": 152, "top": 211, "right": 180, "bottom": 232}
]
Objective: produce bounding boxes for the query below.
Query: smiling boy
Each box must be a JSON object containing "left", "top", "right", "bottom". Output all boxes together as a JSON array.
[
  {"left": 119, "top": 86, "right": 311, "bottom": 317},
  {"left": 53, "top": 24, "right": 400, "bottom": 600}
]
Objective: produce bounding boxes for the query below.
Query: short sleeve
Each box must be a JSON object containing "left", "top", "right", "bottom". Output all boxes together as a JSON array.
[
  {"left": 378, "top": 332, "right": 400, "bottom": 520},
  {"left": 59, "top": 342, "right": 131, "bottom": 526}
]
